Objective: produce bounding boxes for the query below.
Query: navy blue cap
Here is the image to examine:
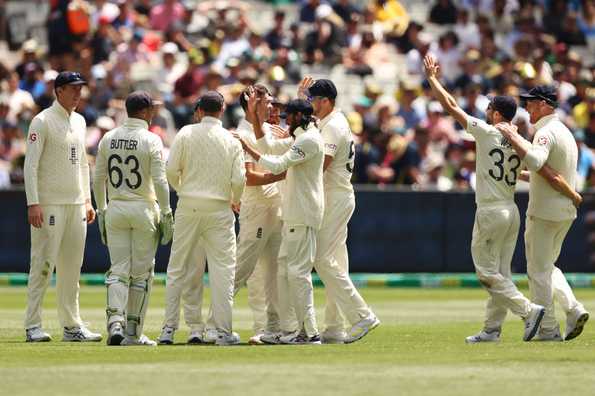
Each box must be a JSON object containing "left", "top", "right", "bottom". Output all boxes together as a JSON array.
[
  {"left": 125, "top": 91, "right": 162, "bottom": 115},
  {"left": 519, "top": 85, "right": 558, "bottom": 107},
  {"left": 307, "top": 79, "right": 337, "bottom": 100},
  {"left": 280, "top": 99, "right": 313, "bottom": 119},
  {"left": 54, "top": 71, "right": 86, "bottom": 89}
]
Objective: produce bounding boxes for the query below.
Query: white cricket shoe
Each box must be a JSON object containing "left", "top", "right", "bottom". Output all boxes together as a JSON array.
[
  {"left": 157, "top": 326, "right": 175, "bottom": 345},
  {"left": 345, "top": 314, "right": 380, "bottom": 344},
  {"left": 122, "top": 334, "right": 157, "bottom": 346},
  {"left": 321, "top": 330, "right": 346, "bottom": 344},
  {"left": 536, "top": 327, "right": 563, "bottom": 342},
  {"left": 215, "top": 332, "right": 240, "bottom": 346},
  {"left": 203, "top": 329, "right": 218, "bottom": 344},
  {"left": 107, "top": 322, "right": 125, "bottom": 346},
  {"left": 523, "top": 304, "right": 546, "bottom": 341},
  {"left": 26, "top": 327, "right": 52, "bottom": 342},
  {"left": 187, "top": 330, "right": 205, "bottom": 344},
  {"left": 279, "top": 330, "right": 321, "bottom": 345},
  {"left": 465, "top": 329, "right": 501, "bottom": 344},
  {"left": 565, "top": 306, "right": 589, "bottom": 341},
  {"left": 248, "top": 334, "right": 264, "bottom": 345},
  {"left": 63, "top": 326, "right": 102, "bottom": 342},
  {"left": 260, "top": 331, "right": 283, "bottom": 345}
]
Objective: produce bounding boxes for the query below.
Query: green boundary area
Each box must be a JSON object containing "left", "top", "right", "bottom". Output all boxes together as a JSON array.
[{"left": 2, "top": 272, "right": 595, "bottom": 288}]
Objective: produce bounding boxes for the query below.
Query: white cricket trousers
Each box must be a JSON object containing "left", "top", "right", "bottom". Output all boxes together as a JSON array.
[
  {"left": 525, "top": 215, "right": 582, "bottom": 331},
  {"left": 317, "top": 191, "right": 371, "bottom": 332},
  {"left": 164, "top": 204, "right": 237, "bottom": 335},
  {"left": 104, "top": 200, "right": 159, "bottom": 336},
  {"left": 25, "top": 204, "right": 86, "bottom": 329},
  {"left": 277, "top": 224, "right": 318, "bottom": 337},
  {"left": 234, "top": 199, "right": 283, "bottom": 333},
  {"left": 161, "top": 240, "right": 207, "bottom": 332},
  {"left": 471, "top": 203, "right": 531, "bottom": 330}
]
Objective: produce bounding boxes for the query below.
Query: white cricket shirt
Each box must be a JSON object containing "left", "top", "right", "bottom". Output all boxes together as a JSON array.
[
  {"left": 466, "top": 116, "right": 519, "bottom": 206},
  {"left": 166, "top": 116, "right": 245, "bottom": 209},
  {"left": 258, "top": 123, "right": 325, "bottom": 229},
  {"left": 318, "top": 109, "right": 355, "bottom": 194},
  {"left": 524, "top": 114, "right": 577, "bottom": 221},
  {"left": 24, "top": 100, "right": 91, "bottom": 206},
  {"left": 93, "top": 118, "right": 170, "bottom": 212},
  {"left": 237, "top": 119, "right": 281, "bottom": 204}
]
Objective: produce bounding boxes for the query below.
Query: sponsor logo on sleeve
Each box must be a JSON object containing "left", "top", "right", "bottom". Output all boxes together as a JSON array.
[
  {"left": 325, "top": 143, "right": 337, "bottom": 151},
  {"left": 537, "top": 136, "right": 549, "bottom": 146},
  {"left": 291, "top": 146, "right": 306, "bottom": 159},
  {"left": 29, "top": 132, "right": 37, "bottom": 143}
]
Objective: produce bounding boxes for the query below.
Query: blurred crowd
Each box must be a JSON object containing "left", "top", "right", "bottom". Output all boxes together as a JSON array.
[{"left": 0, "top": 0, "right": 594, "bottom": 192}]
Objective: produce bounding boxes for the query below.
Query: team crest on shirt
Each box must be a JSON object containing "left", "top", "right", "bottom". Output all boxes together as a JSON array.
[
  {"left": 49, "top": 215, "right": 55, "bottom": 226},
  {"left": 537, "top": 136, "right": 549, "bottom": 146},
  {"left": 29, "top": 132, "right": 37, "bottom": 143}
]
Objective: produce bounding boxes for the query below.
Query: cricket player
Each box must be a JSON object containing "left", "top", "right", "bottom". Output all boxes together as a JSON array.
[
  {"left": 24, "top": 71, "right": 102, "bottom": 342},
  {"left": 159, "top": 100, "right": 209, "bottom": 345},
  {"left": 239, "top": 99, "right": 324, "bottom": 344},
  {"left": 162, "top": 91, "right": 245, "bottom": 346},
  {"left": 424, "top": 55, "right": 582, "bottom": 342},
  {"left": 223, "top": 84, "right": 287, "bottom": 344},
  {"left": 93, "top": 91, "right": 173, "bottom": 346},
  {"left": 496, "top": 85, "right": 589, "bottom": 341},
  {"left": 298, "top": 78, "right": 380, "bottom": 343}
]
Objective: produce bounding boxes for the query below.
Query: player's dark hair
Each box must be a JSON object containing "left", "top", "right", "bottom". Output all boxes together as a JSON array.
[{"left": 239, "top": 84, "right": 270, "bottom": 111}]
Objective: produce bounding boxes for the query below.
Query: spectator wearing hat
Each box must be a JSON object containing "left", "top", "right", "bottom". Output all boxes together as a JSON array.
[
  {"left": 23, "top": 71, "right": 102, "bottom": 343},
  {"left": 16, "top": 39, "right": 43, "bottom": 80},
  {"left": 156, "top": 42, "right": 186, "bottom": 96},
  {"left": 112, "top": 0, "right": 137, "bottom": 31},
  {"left": 497, "top": 85, "right": 588, "bottom": 341}
]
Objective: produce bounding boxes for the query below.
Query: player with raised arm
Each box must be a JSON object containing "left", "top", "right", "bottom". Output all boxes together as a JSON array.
[
  {"left": 94, "top": 91, "right": 173, "bottom": 346},
  {"left": 162, "top": 91, "right": 245, "bottom": 346},
  {"left": 424, "top": 54, "right": 581, "bottom": 343},
  {"left": 238, "top": 99, "right": 324, "bottom": 344},
  {"left": 297, "top": 77, "right": 380, "bottom": 343},
  {"left": 496, "top": 86, "right": 589, "bottom": 341},
  {"left": 24, "top": 71, "right": 101, "bottom": 343}
]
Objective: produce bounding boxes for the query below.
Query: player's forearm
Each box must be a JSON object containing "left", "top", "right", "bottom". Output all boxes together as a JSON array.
[
  {"left": 537, "top": 165, "right": 580, "bottom": 203},
  {"left": 154, "top": 181, "right": 171, "bottom": 212},
  {"left": 246, "top": 170, "right": 286, "bottom": 186},
  {"left": 251, "top": 118, "right": 265, "bottom": 140},
  {"left": 243, "top": 143, "right": 262, "bottom": 163},
  {"left": 427, "top": 76, "right": 459, "bottom": 116}
]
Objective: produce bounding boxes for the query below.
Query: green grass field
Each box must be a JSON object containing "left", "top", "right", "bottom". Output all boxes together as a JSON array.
[{"left": 1, "top": 285, "right": 595, "bottom": 396}]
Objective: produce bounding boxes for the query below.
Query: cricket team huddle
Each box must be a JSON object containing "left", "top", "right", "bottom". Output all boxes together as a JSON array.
[{"left": 22, "top": 52, "right": 588, "bottom": 346}]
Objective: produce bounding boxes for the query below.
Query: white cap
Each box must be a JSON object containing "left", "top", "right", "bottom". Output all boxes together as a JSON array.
[
  {"left": 91, "top": 64, "right": 107, "bottom": 80},
  {"left": 428, "top": 101, "right": 443, "bottom": 113},
  {"left": 417, "top": 32, "right": 433, "bottom": 46},
  {"left": 315, "top": 4, "right": 333, "bottom": 20},
  {"left": 162, "top": 42, "right": 179, "bottom": 55},
  {"left": 96, "top": 116, "right": 115, "bottom": 131},
  {"left": 43, "top": 69, "right": 59, "bottom": 82},
  {"left": 22, "top": 39, "right": 38, "bottom": 53}
]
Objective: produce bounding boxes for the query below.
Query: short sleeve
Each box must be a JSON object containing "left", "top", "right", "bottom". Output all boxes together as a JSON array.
[{"left": 466, "top": 116, "right": 491, "bottom": 138}]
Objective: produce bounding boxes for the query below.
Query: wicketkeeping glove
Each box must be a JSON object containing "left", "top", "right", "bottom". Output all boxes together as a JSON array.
[
  {"left": 97, "top": 210, "right": 107, "bottom": 245},
  {"left": 159, "top": 209, "right": 174, "bottom": 245}
]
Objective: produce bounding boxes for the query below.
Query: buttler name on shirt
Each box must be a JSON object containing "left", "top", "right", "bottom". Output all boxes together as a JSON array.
[{"left": 110, "top": 139, "right": 139, "bottom": 150}]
